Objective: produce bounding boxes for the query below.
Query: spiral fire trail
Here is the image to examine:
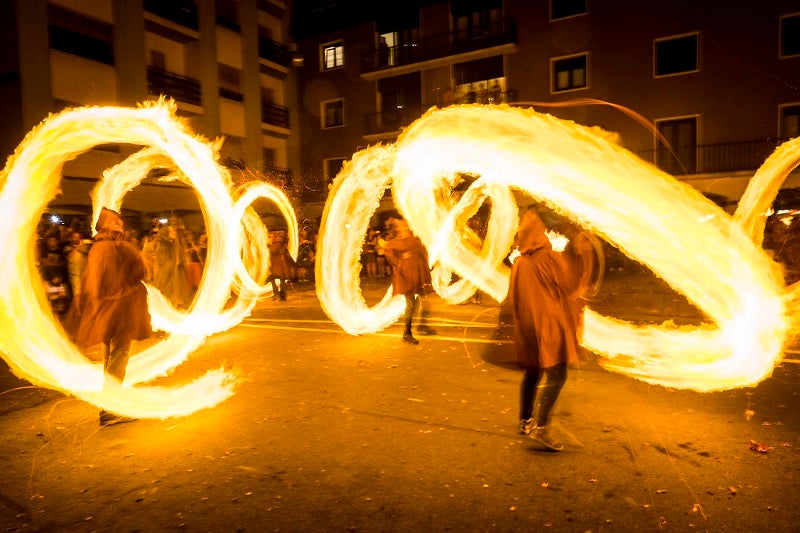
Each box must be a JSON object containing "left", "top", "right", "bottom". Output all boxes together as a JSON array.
[
  {"left": 0, "top": 99, "right": 296, "bottom": 418},
  {"left": 318, "top": 104, "right": 796, "bottom": 391}
]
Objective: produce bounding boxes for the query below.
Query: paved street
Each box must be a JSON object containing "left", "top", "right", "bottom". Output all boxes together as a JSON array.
[{"left": 0, "top": 268, "right": 798, "bottom": 532}]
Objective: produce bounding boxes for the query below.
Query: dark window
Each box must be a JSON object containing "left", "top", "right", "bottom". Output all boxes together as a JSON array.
[
  {"left": 551, "top": 0, "right": 587, "bottom": 20},
  {"left": 552, "top": 54, "right": 587, "bottom": 92},
  {"left": 322, "top": 99, "right": 344, "bottom": 128},
  {"left": 655, "top": 33, "right": 698, "bottom": 76},
  {"left": 47, "top": 4, "right": 114, "bottom": 65},
  {"left": 781, "top": 14, "right": 800, "bottom": 57},
  {"left": 781, "top": 104, "right": 800, "bottom": 140},
  {"left": 324, "top": 158, "right": 346, "bottom": 186},
  {"left": 657, "top": 117, "right": 697, "bottom": 174},
  {"left": 150, "top": 50, "right": 166, "bottom": 69}
]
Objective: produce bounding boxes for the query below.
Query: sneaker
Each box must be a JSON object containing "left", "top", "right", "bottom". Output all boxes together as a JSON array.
[
  {"left": 417, "top": 325, "right": 437, "bottom": 336},
  {"left": 530, "top": 427, "right": 564, "bottom": 451},
  {"left": 99, "top": 410, "right": 136, "bottom": 427},
  {"left": 518, "top": 418, "right": 534, "bottom": 435},
  {"left": 402, "top": 332, "right": 419, "bottom": 345}
]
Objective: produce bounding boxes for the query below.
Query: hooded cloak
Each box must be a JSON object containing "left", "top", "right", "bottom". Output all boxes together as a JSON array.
[
  {"left": 67, "top": 208, "right": 152, "bottom": 348},
  {"left": 509, "top": 209, "right": 585, "bottom": 369}
]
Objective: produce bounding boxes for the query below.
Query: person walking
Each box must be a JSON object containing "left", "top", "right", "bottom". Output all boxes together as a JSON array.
[
  {"left": 267, "top": 230, "right": 296, "bottom": 301},
  {"left": 66, "top": 208, "right": 152, "bottom": 426},
  {"left": 510, "top": 207, "right": 592, "bottom": 451},
  {"left": 153, "top": 224, "right": 193, "bottom": 308},
  {"left": 382, "top": 215, "right": 436, "bottom": 344}
]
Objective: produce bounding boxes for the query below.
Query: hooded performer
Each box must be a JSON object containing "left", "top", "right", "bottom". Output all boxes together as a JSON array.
[
  {"left": 509, "top": 207, "right": 592, "bottom": 451},
  {"left": 382, "top": 215, "right": 436, "bottom": 344},
  {"left": 67, "top": 208, "right": 152, "bottom": 426}
]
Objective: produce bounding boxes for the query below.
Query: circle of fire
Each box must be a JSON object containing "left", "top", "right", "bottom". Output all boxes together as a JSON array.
[
  {"left": 0, "top": 99, "right": 296, "bottom": 418},
  {"left": 317, "top": 104, "right": 800, "bottom": 392}
]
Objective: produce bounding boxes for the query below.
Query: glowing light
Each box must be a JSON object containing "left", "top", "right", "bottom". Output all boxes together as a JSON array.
[
  {"left": 0, "top": 99, "right": 294, "bottom": 418},
  {"left": 318, "top": 104, "right": 796, "bottom": 391}
]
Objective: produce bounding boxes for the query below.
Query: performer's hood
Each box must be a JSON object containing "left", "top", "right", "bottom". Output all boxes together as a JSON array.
[{"left": 516, "top": 209, "right": 551, "bottom": 254}]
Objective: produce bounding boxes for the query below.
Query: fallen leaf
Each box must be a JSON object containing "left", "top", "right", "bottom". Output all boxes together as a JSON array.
[{"left": 749, "top": 440, "right": 772, "bottom": 453}]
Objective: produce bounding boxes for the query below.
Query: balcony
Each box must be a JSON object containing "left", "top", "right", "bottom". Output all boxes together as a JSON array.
[
  {"left": 143, "top": 0, "right": 198, "bottom": 31},
  {"left": 635, "top": 138, "right": 785, "bottom": 176},
  {"left": 364, "top": 106, "right": 423, "bottom": 136},
  {"left": 262, "top": 101, "right": 290, "bottom": 129},
  {"left": 146, "top": 67, "right": 201, "bottom": 106},
  {"left": 364, "top": 19, "right": 517, "bottom": 73},
  {"left": 49, "top": 26, "right": 114, "bottom": 66},
  {"left": 259, "top": 38, "right": 291, "bottom": 67}
]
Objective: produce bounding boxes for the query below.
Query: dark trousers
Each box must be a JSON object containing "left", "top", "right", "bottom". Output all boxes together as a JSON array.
[
  {"left": 403, "top": 292, "right": 429, "bottom": 333},
  {"left": 269, "top": 275, "right": 286, "bottom": 300},
  {"left": 103, "top": 337, "right": 131, "bottom": 383},
  {"left": 520, "top": 364, "right": 567, "bottom": 427}
]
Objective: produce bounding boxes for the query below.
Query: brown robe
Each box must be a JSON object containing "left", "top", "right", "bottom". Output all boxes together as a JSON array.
[
  {"left": 509, "top": 210, "right": 586, "bottom": 369},
  {"left": 383, "top": 234, "right": 431, "bottom": 295},
  {"left": 268, "top": 233, "right": 297, "bottom": 279},
  {"left": 67, "top": 214, "right": 152, "bottom": 349}
]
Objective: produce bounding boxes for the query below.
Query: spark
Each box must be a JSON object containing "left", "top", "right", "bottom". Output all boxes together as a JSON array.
[
  {"left": 317, "top": 104, "right": 797, "bottom": 391},
  {"left": 0, "top": 99, "right": 295, "bottom": 418}
]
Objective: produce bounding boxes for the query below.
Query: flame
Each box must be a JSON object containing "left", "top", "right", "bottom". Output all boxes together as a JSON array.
[
  {"left": 0, "top": 99, "right": 296, "bottom": 418},
  {"left": 318, "top": 104, "right": 796, "bottom": 391}
]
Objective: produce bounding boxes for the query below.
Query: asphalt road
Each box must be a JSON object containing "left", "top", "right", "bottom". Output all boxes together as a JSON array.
[{"left": 0, "top": 269, "right": 798, "bottom": 532}]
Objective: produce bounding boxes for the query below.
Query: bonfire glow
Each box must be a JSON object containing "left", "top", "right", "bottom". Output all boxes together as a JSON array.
[
  {"left": 317, "top": 104, "right": 798, "bottom": 391},
  {"left": 0, "top": 99, "right": 293, "bottom": 418}
]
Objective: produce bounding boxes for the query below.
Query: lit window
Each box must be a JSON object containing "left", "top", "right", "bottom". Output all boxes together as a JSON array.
[
  {"left": 781, "top": 14, "right": 800, "bottom": 57},
  {"left": 552, "top": 54, "right": 587, "bottom": 92},
  {"left": 655, "top": 33, "right": 699, "bottom": 77},
  {"left": 322, "top": 41, "right": 344, "bottom": 70},
  {"left": 322, "top": 99, "right": 344, "bottom": 128},
  {"left": 551, "top": 0, "right": 587, "bottom": 20}
]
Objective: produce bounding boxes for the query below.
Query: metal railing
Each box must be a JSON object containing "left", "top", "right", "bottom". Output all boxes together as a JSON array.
[
  {"left": 262, "top": 101, "right": 290, "bottom": 128},
  {"left": 364, "top": 106, "right": 423, "bottom": 135},
  {"left": 146, "top": 67, "right": 201, "bottom": 105},
  {"left": 143, "top": 0, "right": 198, "bottom": 31},
  {"left": 635, "top": 138, "right": 785, "bottom": 175},
  {"left": 365, "top": 19, "right": 517, "bottom": 72},
  {"left": 259, "top": 38, "right": 291, "bottom": 67}
]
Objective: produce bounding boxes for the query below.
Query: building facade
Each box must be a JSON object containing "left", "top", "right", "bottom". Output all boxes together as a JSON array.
[
  {"left": 290, "top": 0, "right": 800, "bottom": 215},
  {"left": 0, "top": 0, "right": 298, "bottom": 229}
]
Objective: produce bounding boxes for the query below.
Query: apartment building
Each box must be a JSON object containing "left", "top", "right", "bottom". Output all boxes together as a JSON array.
[
  {"left": 0, "top": 0, "right": 298, "bottom": 230},
  {"left": 290, "top": 0, "right": 800, "bottom": 215}
]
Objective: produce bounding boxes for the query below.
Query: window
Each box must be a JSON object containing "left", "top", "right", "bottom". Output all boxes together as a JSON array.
[
  {"left": 781, "top": 14, "right": 800, "bottom": 57},
  {"left": 322, "top": 41, "right": 344, "bottom": 70},
  {"left": 324, "top": 157, "right": 346, "bottom": 187},
  {"left": 780, "top": 104, "right": 800, "bottom": 140},
  {"left": 150, "top": 50, "right": 166, "bottom": 70},
  {"left": 656, "top": 117, "right": 697, "bottom": 175},
  {"left": 552, "top": 54, "right": 587, "bottom": 92},
  {"left": 322, "top": 99, "right": 344, "bottom": 128},
  {"left": 551, "top": 0, "right": 587, "bottom": 20},
  {"left": 655, "top": 33, "right": 699, "bottom": 77}
]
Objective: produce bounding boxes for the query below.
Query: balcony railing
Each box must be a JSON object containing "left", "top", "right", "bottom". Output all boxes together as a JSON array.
[
  {"left": 364, "top": 106, "right": 423, "bottom": 136},
  {"left": 262, "top": 101, "right": 290, "bottom": 128},
  {"left": 143, "top": 0, "right": 198, "bottom": 31},
  {"left": 635, "top": 138, "right": 785, "bottom": 175},
  {"left": 146, "top": 67, "right": 201, "bottom": 106},
  {"left": 364, "top": 91, "right": 517, "bottom": 135},
  {"left": 259, "top": 37, "right": 291, "bottom": 67},
  {"left": 365, "top": 19, "right": 517, "bottom": 72}
]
